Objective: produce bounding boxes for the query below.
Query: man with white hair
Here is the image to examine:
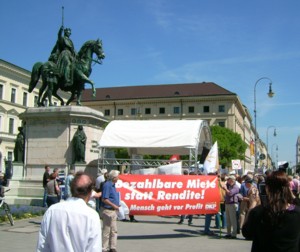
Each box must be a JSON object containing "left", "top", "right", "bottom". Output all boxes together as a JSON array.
[{"left": 101, "top": 170, "right": 120, "bottom": 252}]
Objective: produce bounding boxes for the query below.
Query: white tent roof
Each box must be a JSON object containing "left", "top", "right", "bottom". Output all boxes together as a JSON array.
[{"left": 99, "top": 120, "right": 212, "bottom": 155}]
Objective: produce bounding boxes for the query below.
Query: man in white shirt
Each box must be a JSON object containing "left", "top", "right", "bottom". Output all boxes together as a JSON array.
[{"left": 37, "top": 172, "right": 101, "bottom": 252}]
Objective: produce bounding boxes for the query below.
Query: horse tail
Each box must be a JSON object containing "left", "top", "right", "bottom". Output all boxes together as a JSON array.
[{"left": 28, "top": 62, "right": 43, "bottom": 93}]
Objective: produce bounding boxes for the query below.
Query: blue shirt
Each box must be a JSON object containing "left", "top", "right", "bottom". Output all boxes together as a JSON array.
[
  {"left": 240, "top": 181, "right": 258, "bottom": 196},
  {"left": 101, "top": 180, "right": 119, "bottom": 209},
  {"left": 240, "top": 182, "right": 249, "bottom": 197}
]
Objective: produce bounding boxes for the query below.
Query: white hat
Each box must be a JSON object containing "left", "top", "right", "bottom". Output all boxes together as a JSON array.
[
  {"left": 229, "top": 170, "right": 236, "bottom": 175},
  {"left": 101, "top": 169, "right": 108, "bottom": 174}
]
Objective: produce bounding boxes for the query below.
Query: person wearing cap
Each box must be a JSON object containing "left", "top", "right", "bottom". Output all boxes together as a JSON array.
[{"left": 222, "top": 175, "right": 240, "bottom": 239}]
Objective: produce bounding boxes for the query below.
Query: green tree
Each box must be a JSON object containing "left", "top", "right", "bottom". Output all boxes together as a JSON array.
[{"left": 210, "top": 125, "right": 247, "bottom": 168}]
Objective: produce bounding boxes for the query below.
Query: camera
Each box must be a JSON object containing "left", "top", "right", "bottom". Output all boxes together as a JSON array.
[
  {"left": 258, "top": 183, "right": 268, "bottom": 206},
  {"left": 258, "top": 183, "right": 266, "bottom": 195}
]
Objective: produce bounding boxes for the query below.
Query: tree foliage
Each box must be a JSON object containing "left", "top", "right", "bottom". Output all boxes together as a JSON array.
[{"left": 210, "top": 125, "right": 247, "bottom": 168}]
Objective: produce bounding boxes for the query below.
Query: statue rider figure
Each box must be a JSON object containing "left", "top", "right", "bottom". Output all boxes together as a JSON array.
[{"left": 52, "top": 25, "right": 76, "bottom": 88}]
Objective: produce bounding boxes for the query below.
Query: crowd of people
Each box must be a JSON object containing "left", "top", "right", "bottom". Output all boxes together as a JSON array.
[
  {"left": 37, "top": 166, "right": 300, "bottom": 252},
  {"left": 183, "top": 168, "right": 300, "bottom": 251}
]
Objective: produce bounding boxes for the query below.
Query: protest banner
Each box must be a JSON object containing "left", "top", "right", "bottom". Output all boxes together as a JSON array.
[{"left": 116, "top": 174, "right": 220, "bottom": 216}]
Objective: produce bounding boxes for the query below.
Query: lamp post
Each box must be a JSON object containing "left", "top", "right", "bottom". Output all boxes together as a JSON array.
[
  {"left": 271, "top": 143, "right": 278, "bottom": 170},
  {"left": 254, "top": 77, "right": 275, "bottom": 172},
  {"left": 266, "top": 126, "right": 277, "bottom": 168}
]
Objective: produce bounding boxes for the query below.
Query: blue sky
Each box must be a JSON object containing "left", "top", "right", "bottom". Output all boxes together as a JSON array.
[{"left": 1, "top": 0, "right": 300, "bottom": 167}]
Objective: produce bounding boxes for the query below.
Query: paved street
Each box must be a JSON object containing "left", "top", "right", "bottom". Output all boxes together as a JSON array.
[{"left": 0, "top": 214, "right": 252, "bottom": 252}]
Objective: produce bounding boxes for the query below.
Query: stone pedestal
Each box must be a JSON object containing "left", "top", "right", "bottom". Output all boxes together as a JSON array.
[
  {"left": 19, "top": 106, "right": 107, "bottom": 180},
  {"left": 12, "top": 162, "right": 24, "bottom": 180}
]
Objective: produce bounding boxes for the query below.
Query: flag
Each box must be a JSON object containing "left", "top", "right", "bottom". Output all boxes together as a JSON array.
[
  {"left": 169, "top": 154, "right": 180, "bottom": 165},
  {"left": 203, "top": 141, "right": 219, "bottom": 174},
  {"left": 170, "top": 154, "right": 180, "bottom": 161},
  {"left": 250, "top": 139, "right": 254, "bottom": 156}
]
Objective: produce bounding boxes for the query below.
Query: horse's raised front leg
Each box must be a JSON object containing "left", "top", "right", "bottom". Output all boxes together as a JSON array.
[{"left": 78, "top": 72, "right": 96, "bottom": 97}]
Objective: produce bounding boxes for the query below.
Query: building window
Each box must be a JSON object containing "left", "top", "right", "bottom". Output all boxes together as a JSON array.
[
  {"left": 145, "top": 108, "right": 151, "bottom": 115},
  {"left": 104, "top": 109, "right": 110, "bottom": 116},
  {"left": 9, "top": 118, "right": 14, "bottom": 134},
  {"left": 159, "top": 107, "right": 165, "bottom": 114},
  {"left": 188, "top": 106, "right": 195, "bottom": 113},
  {"left": 131, "top": 108, "right": 137, "bottom": 115},
  {"left": 203, "top": 106, "right": 210, "bottom": 113},
  {"left": 173, "top": 107, "right": 180, "bottom": 114},
  {"left": 11, "top": 88, "right": 16, "bottom": 103},
  {"left": 218, "top": 121, "right": 225, "bottom": 127},
  {"left": 0, "top": 84, "right": 3, "bottom": 100},
  {"left": 117, "top": 109, "right": 123, "bottom": 116},
  {"left": 218, "top": 105, "right": 225, "bottom": 112},
  {"left": 23, "top": 92, "right": 28, "bottom": 106},
  {"left": 34, "top": 96, "right": 38, "bottom": 107}
]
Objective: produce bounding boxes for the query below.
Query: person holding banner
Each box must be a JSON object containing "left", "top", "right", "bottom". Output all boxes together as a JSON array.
[{"left": 101, "top": 170, "right": 120, "bottom": 252}]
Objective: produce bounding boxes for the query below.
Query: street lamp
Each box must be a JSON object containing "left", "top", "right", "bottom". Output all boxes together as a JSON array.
[
  {"left": 271, "top": 143, "right": 278, "bottom": 170},
  {"left": 266, "top": 126, "right": 277, "bottom": 168},
  {"left": 254, "top": 77, "right": 275, "bottom": 172}
]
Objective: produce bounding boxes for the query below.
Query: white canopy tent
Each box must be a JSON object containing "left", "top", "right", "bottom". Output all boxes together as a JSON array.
[{"left": 98, "top": 120, "right": 212, "bottom": 170}]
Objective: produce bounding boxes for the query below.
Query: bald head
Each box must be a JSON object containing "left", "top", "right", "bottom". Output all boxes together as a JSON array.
[{"left": 71, "top": 172, "right": 94, "bottom": 202}]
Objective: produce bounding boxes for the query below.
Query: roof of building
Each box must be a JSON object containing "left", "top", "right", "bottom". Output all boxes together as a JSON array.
[{"left": 81, "top": 82, "right": 236, "bottom": 101}]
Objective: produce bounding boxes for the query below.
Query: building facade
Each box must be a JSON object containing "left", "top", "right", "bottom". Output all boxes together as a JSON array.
[{"left": 81, "top": 82, "right": 264, "bottom": 171}]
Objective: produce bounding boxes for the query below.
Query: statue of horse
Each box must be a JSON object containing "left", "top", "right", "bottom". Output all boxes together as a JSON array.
[{"left": 28, "top": 39, "right": 105, "bottom": 106}]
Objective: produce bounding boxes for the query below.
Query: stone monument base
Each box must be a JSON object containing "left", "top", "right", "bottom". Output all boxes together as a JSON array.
[
  {"left": 12, "top": 162, "right": 24, "bottom": 180},
  {"left": 19, "top": 106, "right": 107, "bottom": 180}
]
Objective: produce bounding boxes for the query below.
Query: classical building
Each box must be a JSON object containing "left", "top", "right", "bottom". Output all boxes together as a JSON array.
[
  {"left": 81, "top": 82, "right": 262, "bottom": 171},
  {"left": 0, "top": 59, "right": 67, "bottom": 171}
]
